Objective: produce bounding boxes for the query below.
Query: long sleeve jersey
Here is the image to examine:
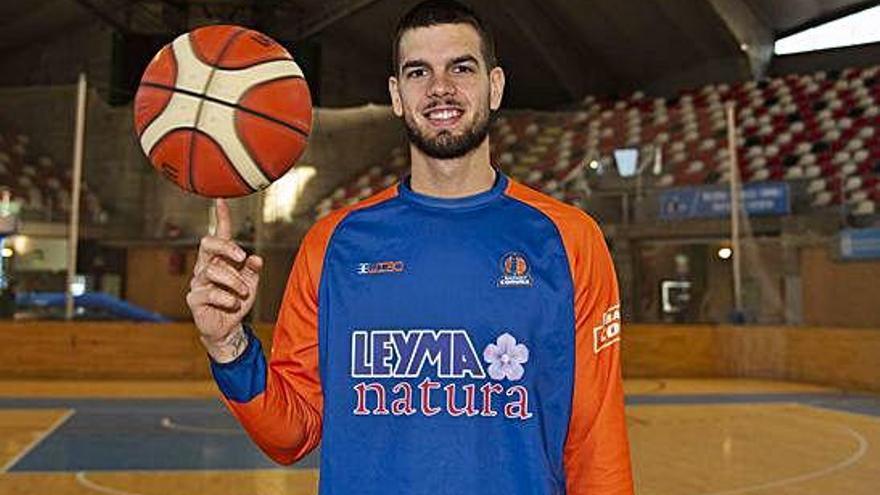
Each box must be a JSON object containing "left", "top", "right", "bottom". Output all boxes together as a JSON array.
[{"left": 211, "top": 171, "right": 634, "bottom": 495}]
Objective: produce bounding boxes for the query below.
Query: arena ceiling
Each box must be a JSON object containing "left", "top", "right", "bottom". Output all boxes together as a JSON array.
[{"left": 2, "top": 0, "right": 879, "bottom": 108}]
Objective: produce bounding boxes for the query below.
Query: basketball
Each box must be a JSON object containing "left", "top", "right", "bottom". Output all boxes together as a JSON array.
[{"left": 133, "top": 25, "right": 312, "bottom": 198}]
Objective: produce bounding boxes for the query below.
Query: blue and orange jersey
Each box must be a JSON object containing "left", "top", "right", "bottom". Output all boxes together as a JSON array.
[{"left": 211, "top": 171, "right": 634, "bottom": 495}]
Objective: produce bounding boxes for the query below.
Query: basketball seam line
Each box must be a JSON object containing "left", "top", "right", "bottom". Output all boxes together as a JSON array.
[
  {"left": 196, "top": 28, "right": 258, "bottom": 193},
  {"left": 142, "top": 81, "right": 310, "bottom": 139},
  {"left": 189, "top": 28, "right": 251, "bottom": 195},
  {"left": 234, "top": 106, "right": 277, "bottom": 183},
  {"left": 189, "top": 26, "right": 244, "bottom": 67}
]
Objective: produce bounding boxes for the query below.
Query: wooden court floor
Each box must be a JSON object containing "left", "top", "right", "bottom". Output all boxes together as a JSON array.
[{"left": 0, "top": 379, "right": 877, "bottom": 495}]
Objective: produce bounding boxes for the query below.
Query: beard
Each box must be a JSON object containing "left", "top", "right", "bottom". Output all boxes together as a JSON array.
[{"left": 403, "top": 98, "right": 492, "bottom": 160}]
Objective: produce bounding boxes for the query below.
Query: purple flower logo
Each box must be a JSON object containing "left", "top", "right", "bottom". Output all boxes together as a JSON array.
[{"left": 483, "top": 333, "right": 529, "bottom": 381}]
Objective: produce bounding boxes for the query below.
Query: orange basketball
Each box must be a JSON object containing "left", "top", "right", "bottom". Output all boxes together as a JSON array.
[{"left": 134, "top": 25, "right": 312, "bottom": 198}]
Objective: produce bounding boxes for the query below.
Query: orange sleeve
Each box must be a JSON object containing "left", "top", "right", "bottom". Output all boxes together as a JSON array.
[
  {"left": 563, "top": 216, "right": 634, "bottom": 495},
  {"left": 219, "top": 221, "right": 328, "bottom": 465}
]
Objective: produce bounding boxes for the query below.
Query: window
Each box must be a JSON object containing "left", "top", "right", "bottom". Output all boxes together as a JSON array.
[
  {"left": 774, "top": 5, "right": 880, "bottom": 55},
  {"left": 263, "top": 166, "right": 317, "bottom": 223}
]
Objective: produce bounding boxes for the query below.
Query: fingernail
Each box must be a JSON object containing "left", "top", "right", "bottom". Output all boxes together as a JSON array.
[{"left": 235, "top": 250, "right": 246, "bottom": 262}]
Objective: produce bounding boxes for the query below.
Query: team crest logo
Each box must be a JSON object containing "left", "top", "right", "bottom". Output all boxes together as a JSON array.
[{"left": 497, "top": 252, "right": 532, "bottom": 287}]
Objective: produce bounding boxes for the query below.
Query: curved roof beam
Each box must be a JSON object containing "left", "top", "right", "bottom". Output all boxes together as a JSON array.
[{"left": 709, "top": 0, "right": 774, "bottom": 79}]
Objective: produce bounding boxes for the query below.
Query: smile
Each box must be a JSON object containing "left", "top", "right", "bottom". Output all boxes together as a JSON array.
[{"left": 424, "top": 107, "right": 464, "bottom": 127}]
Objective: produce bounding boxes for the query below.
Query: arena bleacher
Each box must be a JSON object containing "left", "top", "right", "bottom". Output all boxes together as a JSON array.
[
  {"left": 316, "top": 65, "right": 880, "bottom": 220},
  {"left": 0, "top": 129, "right": 106, "bottom": 224}
]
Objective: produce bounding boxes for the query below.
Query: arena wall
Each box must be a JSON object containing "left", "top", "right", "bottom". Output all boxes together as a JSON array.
[
  {"left": 801, "top": 246, "right": 880, "bottom": 327},
  {"left": 625, "top": 325, "right": 880, "bottom": 392},
  {"left": 2, "top": 323, "right": 878, "bottom": 393},
  {"left": 0, "top": 321, "right": 272, "bottom": 380},
  {"left": 123, "top": 245, "right": 296, "bottom": 324},
  {"left": 125, "top": 247, "right": 198, "bottom": 320}
]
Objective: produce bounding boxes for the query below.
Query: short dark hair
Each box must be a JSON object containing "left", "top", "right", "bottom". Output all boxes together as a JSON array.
[{"left": 392, "top": 0, "right": 497, "bottom": 75}]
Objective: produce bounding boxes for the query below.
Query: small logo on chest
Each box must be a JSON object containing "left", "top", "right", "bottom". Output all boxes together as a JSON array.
[
  {"left": 356, "top": 260, "right": 405, "bottom": 275},
  {"left": 497, "top": 252, "right": 532, "bottom": 287}
]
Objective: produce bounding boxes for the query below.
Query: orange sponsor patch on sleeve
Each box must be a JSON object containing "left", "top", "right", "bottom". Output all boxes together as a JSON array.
[{"left": 593, "top": 304, "right": 621, "bottom": 354}]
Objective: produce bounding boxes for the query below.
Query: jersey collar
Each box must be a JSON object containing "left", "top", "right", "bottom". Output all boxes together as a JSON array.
[{"left": 398, "top": 168, "right": 508, "bottom": 210}]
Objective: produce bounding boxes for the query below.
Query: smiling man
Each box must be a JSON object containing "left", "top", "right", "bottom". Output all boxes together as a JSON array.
[{"left": 188, "top": 1, "right": 633, "bottom": 494}]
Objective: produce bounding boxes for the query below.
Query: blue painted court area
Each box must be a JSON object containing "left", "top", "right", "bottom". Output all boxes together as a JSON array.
[
  {"left": 0, "top": 398, "right": 320, "bottom": 472},
  {"left": 2, "top": 391, "right": 879, "bottom": 472}
]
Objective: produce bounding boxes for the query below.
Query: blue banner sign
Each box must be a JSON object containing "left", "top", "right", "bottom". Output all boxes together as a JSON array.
[
  {"left": 660, "top": 182, "right": 791, "bottom": 220},
  {"left": 840, "top": 228, "right": 880, "bottom": 260}
]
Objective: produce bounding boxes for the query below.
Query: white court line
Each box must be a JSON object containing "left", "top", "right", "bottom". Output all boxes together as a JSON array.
[
  {"left": 159, "top": 416, "right": 242, "bottom": 435},
  {"left": 76, "top": 472, "right": 144, "bottom": 495},
  {"left": 1, "top": 408, "right": 75, "bottom": 472},
  {"left": 700, "top": 405, "right": 870, "bottom": 495}
]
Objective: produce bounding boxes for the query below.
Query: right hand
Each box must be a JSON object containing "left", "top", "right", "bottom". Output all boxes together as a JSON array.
[{"left": 186, "top": 198, "right": 264, "bottom": 362}]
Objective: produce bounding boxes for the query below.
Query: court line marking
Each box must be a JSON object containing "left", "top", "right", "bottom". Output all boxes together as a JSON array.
[
  {"left": 1, "top": 408, "right": 75, "bottom": 473},
  {"left": 159, "top": 416, "right": 242, "bottom": 435},
  {"left": 76, "top": 472, "right": 144, "bottom": 495},
  {"left": 75, "top": 469, "right": 320, "bottom": 495},
  {"left": 630, "top": 379, "right": 667, "bottom": 395},
  {"left": 700, "top": 405, "right": 869, "bottom": 495},
  {"left": 626, "top": 414, "right": 651, "bottom": 426}
]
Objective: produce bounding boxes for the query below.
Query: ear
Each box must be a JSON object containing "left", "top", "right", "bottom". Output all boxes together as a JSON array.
[
  {"left": 489, "top": 66, "right": 505, "bottom": 111},
  {"left": 388, "top": 76, "right": 403, "bottom": 117}
]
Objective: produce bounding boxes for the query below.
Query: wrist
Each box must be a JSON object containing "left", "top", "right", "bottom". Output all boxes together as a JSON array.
[{"left": 203, "top": 324, "right": 249, "bottom": 364}]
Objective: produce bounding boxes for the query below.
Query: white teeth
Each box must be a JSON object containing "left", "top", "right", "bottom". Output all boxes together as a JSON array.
[{"left": 428, "top": 109, "right": 461, "bottom": 120}]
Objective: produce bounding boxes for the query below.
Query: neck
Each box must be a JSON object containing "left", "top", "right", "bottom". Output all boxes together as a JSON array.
[{"left": 409, "top": 139, "right": 496, "bottom": 198}]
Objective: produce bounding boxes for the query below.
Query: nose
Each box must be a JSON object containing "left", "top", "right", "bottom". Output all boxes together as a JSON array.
[{"left": 428, "top": 73, "right": 456, "bottom": 97}]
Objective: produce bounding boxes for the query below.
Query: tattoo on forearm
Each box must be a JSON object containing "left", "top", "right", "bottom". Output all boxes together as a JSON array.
[
  {"left": 207, "top": 326, "right": 248, "bottom": 362},
  {"left": 226, "top": 328, "right": 248, "bottom": 358}
]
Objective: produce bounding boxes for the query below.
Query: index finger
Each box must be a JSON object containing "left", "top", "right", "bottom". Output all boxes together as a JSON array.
[{"left": 214, "top": 198, "right": 232, "bottom": 240}]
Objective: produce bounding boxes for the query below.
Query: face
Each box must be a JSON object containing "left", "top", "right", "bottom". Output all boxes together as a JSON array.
[{"left": 389, "top": 23, "right": 505, "bottom": 160}]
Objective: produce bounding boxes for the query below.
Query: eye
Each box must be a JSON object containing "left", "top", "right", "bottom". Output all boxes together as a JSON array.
[
  {"left": 406, "top": 68, "right": 427, "bottom": 79},
  {"left": 453, "top": 64, "right": 475, "bottom": 74}
]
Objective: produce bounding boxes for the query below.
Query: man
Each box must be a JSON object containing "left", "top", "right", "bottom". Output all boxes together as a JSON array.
[{"left": 186, "top": 1, "right": 633, "bottom": 494}]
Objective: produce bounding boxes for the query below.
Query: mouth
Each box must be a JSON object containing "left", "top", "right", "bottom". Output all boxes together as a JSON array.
[{"left": 422, "top": 106, "right": 465, "bottom": 128}]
